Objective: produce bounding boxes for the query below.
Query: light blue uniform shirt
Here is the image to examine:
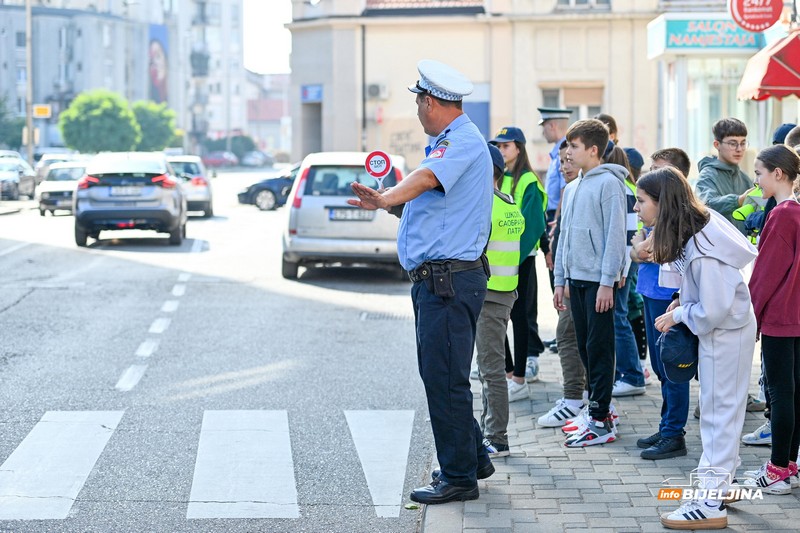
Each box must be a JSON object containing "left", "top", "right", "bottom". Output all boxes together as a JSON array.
[
  {"left": 397, "top": 113, "right": 493, "bottom": 271},
  {"left": 545, "top": 137, "right": 566, "bottom": 212}
]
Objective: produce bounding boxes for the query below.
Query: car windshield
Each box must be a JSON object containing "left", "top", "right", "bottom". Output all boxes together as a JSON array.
[
  {"left": 305, "top": 165, "right": 396, "bottom": 196},
  {"left": 170, "top": 161, "right": 202, "bottom": 175},
  {"left": 0, "top": 161, "right": 20, "bottom": 172},
  {"left": 46, "top": 167, "right": 85, "bottom": 181}
]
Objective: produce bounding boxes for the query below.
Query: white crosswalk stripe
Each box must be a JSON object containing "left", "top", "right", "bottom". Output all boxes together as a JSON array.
[
  {"left": 0, "top": 411, "right": 124, "bottom": 520},
  {"left": 345, "top": 410, "right": 415, "bottom": 517},
  {"left": 187, "top": 410, "right": 299, "bottom": 519}
]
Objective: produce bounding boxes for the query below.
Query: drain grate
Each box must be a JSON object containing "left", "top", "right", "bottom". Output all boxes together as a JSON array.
[{"left": 359, "top": 312, "right": 413, "bottom": 321}]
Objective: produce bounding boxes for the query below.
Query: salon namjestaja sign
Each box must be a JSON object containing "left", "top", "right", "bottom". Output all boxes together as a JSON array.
[{"left": 647, "top": 12, "right": 765, "bottom": 60}]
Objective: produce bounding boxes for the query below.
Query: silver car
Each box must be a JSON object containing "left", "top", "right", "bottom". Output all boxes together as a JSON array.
[
  {"left": 73, "top": 152, "right": 187, "bottom": 246},
  {"left": 37, "top": 161, "right": 87, "bottom": 215},
  {"left": 281, "top": 152, "right": 405, "bottom": 279},
  {"left": 166, "top": 155, "right": 214, "bottom": 217}
]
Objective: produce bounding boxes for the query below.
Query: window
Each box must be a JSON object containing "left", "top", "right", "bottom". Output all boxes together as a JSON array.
[
  {"left": 305, "top": 166, "right": 397, "bottom": 197},
  {"left": 541, "top": 87, "right": 604, "bottom": 124},
  {"left": 542, "top": 89, "right": 560, "bottom": 108},
  {"left": 16, "top": 31, "right": 25, "bottom": 48},
  {"left": 230, "top": 2, "right": 240, "bottom": 27},
  {"left": 16, "top": 66, "right": 26, "bottom": 83},
  {"left": 206, "top": 2, "right": 221, "bottom": 24}
]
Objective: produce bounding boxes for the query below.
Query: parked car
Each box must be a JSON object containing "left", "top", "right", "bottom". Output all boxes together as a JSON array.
[
  {"left": 0, "top": 150, "right": 23, "bottom": 159},
  {"left": 201, "top": 151, "right": 238, "bottom": 168},
  {"left": 0, "top": 158, "right": 36, "bottom": 200},
  {"left": 166, "top": 155, "right": 214, "bottom": 217},
  {"left": 73, "top": 152, "right": 187, "bottom": 247},
  {"left": 238, "top": 163, "right": 300, "bottom": 211},
  {"left": 37, "top": 161, "right": 87, "bottom": 215},
  {"left": 240, "top": 150, "right": 275, "bottom": 167},
  {"left": 281, "top": 152, "right": 405, "bottom": 279}
]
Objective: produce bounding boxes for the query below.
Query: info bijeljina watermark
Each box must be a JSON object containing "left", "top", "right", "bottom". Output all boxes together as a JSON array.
[{"left": 657, "top": 468, "right": 763, "bottom": 502}]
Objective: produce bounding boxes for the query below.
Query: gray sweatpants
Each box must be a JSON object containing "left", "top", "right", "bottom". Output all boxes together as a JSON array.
[
  {"left": 557, "top": 295, "right": 587, "bottom": 400},
  {"left": 476, "top": 298, "right": 514, "bottom": 446}
]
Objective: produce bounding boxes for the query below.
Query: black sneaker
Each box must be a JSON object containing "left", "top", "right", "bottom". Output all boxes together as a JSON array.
[
  {"left": 483, "top": 438, "right": 510, "bottom": 458},
  {"left": 641, "top": 435, "right": 687, "bottom": 460},
  {"left": 636, "top": 431, "right": 661, "bottom": 449}
]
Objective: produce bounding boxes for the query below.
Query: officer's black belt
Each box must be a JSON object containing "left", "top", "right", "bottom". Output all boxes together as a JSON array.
[{"left": 408, "top": 258, "right": 484, "bottom": 283}]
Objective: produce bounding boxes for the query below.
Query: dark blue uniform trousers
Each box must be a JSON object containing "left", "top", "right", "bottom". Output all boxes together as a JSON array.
[{"left": 411, "top": 267, "right": 489, "bottom": 487}]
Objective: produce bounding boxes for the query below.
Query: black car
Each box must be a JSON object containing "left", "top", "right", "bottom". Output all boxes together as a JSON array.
[{"left": 237, "top": 163, "right": 299, "bottom": 211}]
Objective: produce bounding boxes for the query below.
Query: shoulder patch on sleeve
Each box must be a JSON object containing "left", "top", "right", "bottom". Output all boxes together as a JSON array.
[
  {"left": 428, "top": 147, "right": 447, "bottom": 159},
  {"left": 436, "top": 140, "right": 451, "bottom": 148}
]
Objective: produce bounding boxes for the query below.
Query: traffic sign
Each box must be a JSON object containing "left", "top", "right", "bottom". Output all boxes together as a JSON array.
[
  {"left": 32, "top": 104, "right": 51, "bottom": 119},
  {"left": 364, "top": 150, "right": 392, "bottom": 179},
  {"left": 728, "top": 0, "right": 782, "bottom": 32}
]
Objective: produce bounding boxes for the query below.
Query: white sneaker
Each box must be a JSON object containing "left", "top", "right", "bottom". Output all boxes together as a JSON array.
[
  {"left": 644, "top": 367, "right": 653, "bottom": 386},
  {"left": 564, "top": 417, "right": 616, "bottom": 447},
  {"left": 537, "top": 399, "right": 582, "bottom": 428},
  {"left": 470, "top": 367, "right": 480, "bottom": 380},
  {"left": 660, "top": 500, "right": 727, "bottom": 530},
  {"left": 525, "top": 357, "right": 539, "bottom": 383},
  {"left": 741, "top": 461, "right": 792, "bottom": 495},
  {"left": 611, "top": 380, "right": 646, "bottom": 397},
  {"left": 741, "top": 420, "right": 771, "bottom": 446},
  {"left": 507, "top": 380, "right": 529, "bottom": 402},
  {"left": 561, "top": 405, "right": 590, "bottom": 435}
]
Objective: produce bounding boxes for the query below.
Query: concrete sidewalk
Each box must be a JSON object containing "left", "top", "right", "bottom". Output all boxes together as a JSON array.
[
  {"left": 421, "top": 338, "right": 795, "bottom": 532},
  {"left": 0, "top": 202, "right": 21, "bottom": 216}
]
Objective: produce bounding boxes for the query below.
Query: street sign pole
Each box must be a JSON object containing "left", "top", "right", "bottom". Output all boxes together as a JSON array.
[{"left": 25, "top": 0, "right": 34, "bottom": 162}]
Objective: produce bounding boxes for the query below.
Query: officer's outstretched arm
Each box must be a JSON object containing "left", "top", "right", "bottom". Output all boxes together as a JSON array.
[{"left": 348, "top": 168, "right": 439, "bottom": 210}]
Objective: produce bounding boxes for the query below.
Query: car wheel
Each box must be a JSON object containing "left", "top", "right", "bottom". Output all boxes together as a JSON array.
[
  {"left": 255, "top": 190, "right": 277, "bottom": 211},
  {"left": 75, "top": 225, "right": 88, "bottom": 247},
  {"left": 203, "top": 203, "right": 213, "bottom": 218},
  {"left": 282, "top": 257, "right": 299, "bottom": 279},
  {"left": 39, "top": 209, "right": 46, "bottom": 217},
  {"left": 169, "top": 224, "right": 183, "bottom": 245},
  {"left": 10, "top": 184, "right": 19, "bottom": 201}
]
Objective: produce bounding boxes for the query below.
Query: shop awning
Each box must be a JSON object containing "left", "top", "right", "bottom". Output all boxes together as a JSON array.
[{"left": 737, "top": 30, "right": 800, "bottom": 100}]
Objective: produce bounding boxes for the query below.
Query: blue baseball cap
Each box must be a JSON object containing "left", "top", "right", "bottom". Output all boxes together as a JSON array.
[
  {"left": 657, "top": 322, "right": 699, "bottom": 384},
  {"left": 487, "top": 143, "right": 504, "bottom": 173},
  {"left": 489, "top": 126, "right": 526, "bottom": 145},
  {"left": 773, "top": 123, "right": 796, "bottom": 145},
  {"left": 623, "top": 147, "right": 644, "bottom": 171}
]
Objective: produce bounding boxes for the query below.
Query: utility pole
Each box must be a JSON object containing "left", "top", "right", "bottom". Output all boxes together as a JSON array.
[{"left": 25, "top": 0, "right": 34, "bottom": 162}]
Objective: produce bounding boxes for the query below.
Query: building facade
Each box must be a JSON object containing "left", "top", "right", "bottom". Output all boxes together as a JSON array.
[{"left": 288, "top": 0, "right": 798, "bottom": 176}]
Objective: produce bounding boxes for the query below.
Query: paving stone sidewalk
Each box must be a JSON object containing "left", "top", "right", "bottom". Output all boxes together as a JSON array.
[{"left": 421, "top": 338, "right": 799, "bottom": 532}]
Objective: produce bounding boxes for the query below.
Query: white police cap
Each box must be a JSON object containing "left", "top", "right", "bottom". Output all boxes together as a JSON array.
[
  {"left": 408, "top": 59, "right": 473, "bottom": 102},
  {"left": 537, "top": 107, "right": 573, "bottom": 125}
]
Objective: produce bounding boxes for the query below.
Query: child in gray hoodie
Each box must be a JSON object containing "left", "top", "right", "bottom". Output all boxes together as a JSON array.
[{"left": 553, "top": 119, "right": 627, "bottom": 447}]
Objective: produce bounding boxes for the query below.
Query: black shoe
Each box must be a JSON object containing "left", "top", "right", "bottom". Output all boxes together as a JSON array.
[
  {"left": 637, "top": 431, "right": 661, "bottom": 449},
  {"left": 431, "top": 461, "right": 495, "bottom": 481},
  {"left": 641, "top": 435, "right": 687, "bottom": 460},
  {"left": 410, "top": 479, "right": 479, "bottom": 505}
]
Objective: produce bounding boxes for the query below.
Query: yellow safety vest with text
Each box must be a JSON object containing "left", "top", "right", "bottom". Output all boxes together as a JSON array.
[{"left": 487, "top": 190, "right": 525, "bottom": 292}]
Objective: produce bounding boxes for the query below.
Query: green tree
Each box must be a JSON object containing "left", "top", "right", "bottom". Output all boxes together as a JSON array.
[
  {"left": 132, "top": 100, "right": 176, "bottom": 152},
  {"left": 59, "top": 90, "right": 140, "bottom": 153},
  {"left": 202, "top": 134, "right": 256, "bottom": 160},
  {"left": 0, "top": 96, "right": 24, "bottom": 150}
]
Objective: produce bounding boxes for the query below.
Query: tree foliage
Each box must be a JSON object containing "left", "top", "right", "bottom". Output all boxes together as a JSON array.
[
  {"left": 202, "top": 135, "right": 256, "bottom": 160},
  {"left": 59, "top": 90, "right": 141, "bottom": 153},
  {"left": 132, "top": 100, "right": 176, "bottom": 152},
  {"left": 0, "top": 96, "right": 24, "bottom": 150}
]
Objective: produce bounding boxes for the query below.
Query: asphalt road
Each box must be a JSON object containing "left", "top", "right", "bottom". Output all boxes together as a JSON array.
[{"left": 0, "top": 169, "right": 432, "bottom": 533}]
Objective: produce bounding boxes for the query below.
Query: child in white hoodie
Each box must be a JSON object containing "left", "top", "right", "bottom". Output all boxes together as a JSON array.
[{"left": 640, "top": 167, "right": 757, "bottom": 530}]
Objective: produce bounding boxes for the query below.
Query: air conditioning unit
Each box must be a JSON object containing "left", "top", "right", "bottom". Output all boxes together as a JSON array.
[{"left": 366, "top": 83, "right": 389, "bottom": 100}]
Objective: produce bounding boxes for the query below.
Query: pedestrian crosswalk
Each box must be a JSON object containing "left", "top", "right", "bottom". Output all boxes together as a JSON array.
[{"left": 0, "top": 409, "right": 418, "bottom": 521}]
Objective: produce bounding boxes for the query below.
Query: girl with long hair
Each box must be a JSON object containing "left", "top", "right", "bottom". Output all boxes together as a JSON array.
[{"left": 640, "top": 167, "right": 757, "bottom": 530}]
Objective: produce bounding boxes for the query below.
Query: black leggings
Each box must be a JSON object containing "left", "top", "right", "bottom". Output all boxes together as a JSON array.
[
  {"left": 507, "top": 255, "right": 544, "bottom": 377},
  {"left": 761, "top": 335, "right": 800, "bottom": 467}
]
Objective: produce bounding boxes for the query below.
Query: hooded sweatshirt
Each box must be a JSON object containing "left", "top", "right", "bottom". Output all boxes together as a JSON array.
[
  {"left": 695, "top": 156, "right": 754, "bottom": 235},
  {"left": 553, "top": 163, "right": 627, "bottom": 288},
  {"left": 672, "top": 210, "right": 757, "bottom": 336}
]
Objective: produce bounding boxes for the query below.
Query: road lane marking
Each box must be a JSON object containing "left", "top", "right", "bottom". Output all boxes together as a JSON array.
[
  {"left": 187, "top": 410, "right": 299, "bottom": 519},
  {"left": 0, "top": 411, "right": 124, "bottom": 519},
  {"left": 115, "top": 365, "right": 148, "bottom": 392},
  {"left": 161, "top": 300, "right": 180, "bottom": 313},
  {"left": 148, "top": 317, "right": 171, "bottom": 334},
  {"left": 190, "top": 239, "right": 204, "bottom": 253},
  {"left": 135, "top": 339, "right": 159, "bottom": 358},
  {"left": 172, "top": 284, "right": 186, "bottom": 297},
  {"left": 178, "top": 272, "right": 192, "bottom": 282},
  {"left": 0, "top": 242, "right": 31, "bottom": 258},
  {"left": 345, "top": 410, "right": 415, "bottom": 517}
]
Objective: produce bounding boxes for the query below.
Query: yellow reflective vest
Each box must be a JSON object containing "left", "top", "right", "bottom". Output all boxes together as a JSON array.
[{"left": 487, "top": 190, "right": 525, "bottom": 292}]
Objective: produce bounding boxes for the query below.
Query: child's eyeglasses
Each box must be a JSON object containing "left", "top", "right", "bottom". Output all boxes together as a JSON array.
[{"left": 721, "top": 141, "right": 749, "bottom": 150}]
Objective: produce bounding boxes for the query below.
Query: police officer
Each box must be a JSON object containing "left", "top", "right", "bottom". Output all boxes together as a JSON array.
[
  {"left": 348, "top": 59, "right": 494, "bottom": 504},
  {"left": 538, "top": 107, "right": 572, "bottom": 293}
]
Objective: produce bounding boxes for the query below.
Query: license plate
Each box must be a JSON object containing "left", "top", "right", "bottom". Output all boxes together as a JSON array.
[
  {"left": 56, "top": 200, "right": 71, "bottom": 206},
  {"left": 329, "top": 208, "right": 374, "bottom": 221},
  {"left": 110, "top": 186, "right": 142, "bottom": 196}
]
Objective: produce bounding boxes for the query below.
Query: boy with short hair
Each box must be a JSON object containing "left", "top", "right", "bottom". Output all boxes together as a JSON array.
[
  {"left": 650, "top": 148, "right": 691, "bottom": 178},
  {"left": 553, "top": 119, "right": 627, "bottom": 447},
  {"left": 695, "top": 117, "right": 755, "bottom": 235}
]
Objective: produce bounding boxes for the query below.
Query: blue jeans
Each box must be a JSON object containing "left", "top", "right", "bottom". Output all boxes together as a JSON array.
[
  {"left": 614, "top": 280, "right": 645, "bottom": 387},
  {"left": 412, "top": 267, "right": 489, "bottom": 487},
  {"left": 643, "top": 296, "right": 690, "bottom": 438}
]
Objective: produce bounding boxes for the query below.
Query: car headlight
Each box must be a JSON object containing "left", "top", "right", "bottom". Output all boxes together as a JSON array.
[{"left": 41, "top": 192, "right": 50, "bottom": 199}]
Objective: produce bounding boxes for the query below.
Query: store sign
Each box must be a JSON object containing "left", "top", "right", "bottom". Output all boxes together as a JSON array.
[
  {"left": 301, "top": 84, "right": 323, "bottom": 103},
  {"left": 728, "top": 0, "right": 782, "bottom": 33},
  {"left": 647, "top": 14, "right": 765, "bottom": 59}
]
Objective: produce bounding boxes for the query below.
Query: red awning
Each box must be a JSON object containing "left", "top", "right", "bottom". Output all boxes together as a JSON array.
[{"left": 737, "top": 30, "right": 800, "bottom": 101}]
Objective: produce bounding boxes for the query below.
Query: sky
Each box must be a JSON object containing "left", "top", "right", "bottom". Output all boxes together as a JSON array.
[{"left": 243, "top": 0, "right": 292, "bottom": 74}]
